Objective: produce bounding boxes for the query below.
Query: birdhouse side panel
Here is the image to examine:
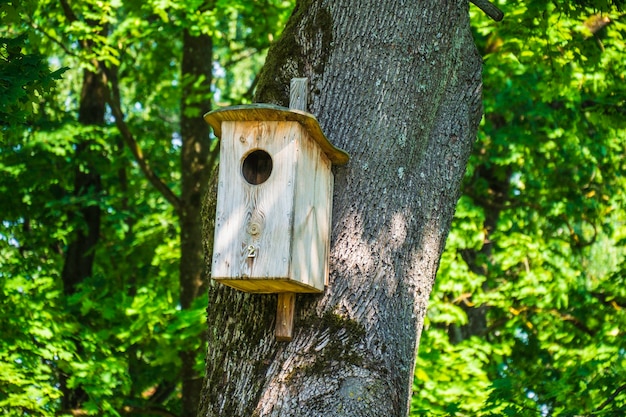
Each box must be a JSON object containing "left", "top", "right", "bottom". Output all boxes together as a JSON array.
[
  {"left": 291, "top": 133, "right": 333, "bottom": 292},
  {"left": 212, "top": 121, "right": 301, "bottom": 290}
]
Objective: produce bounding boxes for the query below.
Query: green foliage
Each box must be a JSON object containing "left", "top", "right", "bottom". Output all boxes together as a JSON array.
[
  {"left": 412, "top": 1, "right": 626, "bottom": 415},
  {"left": 0, "top": 115, "right": 182, "bottom": 414},
  {"left": 211, "top": 0, "right": 294, "bottom": 104},
  {"left": 3, "top": 0, "right": 626, "bottom": 415},
  {"left": 0, "top": 34, "right": 67, "bottom": 138},
  {"left": 0, "top": 0, "right": 293, "bottom": 415}
]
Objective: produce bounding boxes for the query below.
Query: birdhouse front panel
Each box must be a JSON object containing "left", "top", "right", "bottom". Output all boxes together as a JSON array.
[{"left": 211, "top": 119, "right": 329, "bottom": 293}]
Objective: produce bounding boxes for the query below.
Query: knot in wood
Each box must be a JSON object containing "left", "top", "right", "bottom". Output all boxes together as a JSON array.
[{"left": 247, "top": 222, "right": 261, "bottom": 236}]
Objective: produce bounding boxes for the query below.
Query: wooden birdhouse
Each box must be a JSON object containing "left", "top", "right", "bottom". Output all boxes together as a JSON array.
[{"left": 204, "top": 78, "right": 348, "bottom": 340}]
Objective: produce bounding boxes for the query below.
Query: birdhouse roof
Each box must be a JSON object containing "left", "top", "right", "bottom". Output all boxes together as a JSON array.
[{"left": 204, "top": 104, "right": 349, "bottom": 165}]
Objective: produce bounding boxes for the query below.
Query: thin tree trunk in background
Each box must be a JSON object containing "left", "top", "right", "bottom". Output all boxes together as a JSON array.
[
  {"left": 61, "top": 68, "right": 106, "bottom": 295},
  {"left": 198, "top": 0, "right": 482, "bottom": 415},
  {"left": 180, "top": 28, "right": 213, "bottom": 417},
  {"left": 60, "top": 67, "right": 106, "bottom": 409},
  {"left": 450, "top": 121, "right": 510, "bottom": 343}
]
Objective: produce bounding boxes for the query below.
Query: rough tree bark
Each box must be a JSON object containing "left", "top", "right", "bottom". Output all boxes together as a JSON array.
[{"left": 198, "top": 1, "right": 482, "bottom": 416}]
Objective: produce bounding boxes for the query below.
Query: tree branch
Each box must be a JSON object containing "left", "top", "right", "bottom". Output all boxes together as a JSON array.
[
  {"left": 102, "top": 65, "right": 182, "bottom": 213},
  {"left": 59, "top": 0, "right": 80, "bottom": 23},
  {"left": 470, "top": 0, "right": 504, "bottom": 21},
  {"left": 58, "top": 0, "right": 91, "bottom": 51},
  {"left": 26, "top": 18, "right": 78, "bottom": 57},
  {"left": 594, "top": 383, "right": 626, "bottom": 412},
  {"left": 57, "top": 0, "right": 180, "bottom": 213},
  {"left": 221, "top": 47, "right": 261, "bottom": 68},
  {"left": 105, "top": 99, "right": 183, "bottom": 213},
  {"left": 590, "top": 291, "right": 626, "bottom": 310}
]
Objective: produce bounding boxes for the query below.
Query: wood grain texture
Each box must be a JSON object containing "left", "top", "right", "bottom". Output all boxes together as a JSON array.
[
  {"left": 275, "top": 293, "right": 296, "bottom": 341},
  {"left": 275, "top": 77, "right": 311, "bottom": 341},
  {"left": 211, "top": 119, "right": 332, "bottom": 294},
  {"left": 291, "top": 131, "right": 332, "bottom": 290},
  {"left": 289, "top": 77, "right": 308, "bottom": 111},
  {"left": 212, "top": 121, "right": 296, "bottom": 290},
  {"left": 204, "top": 104, "right": 349, "bottom": 165}
]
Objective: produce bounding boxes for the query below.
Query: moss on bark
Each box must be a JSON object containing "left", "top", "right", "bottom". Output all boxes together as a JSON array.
[{"left": 255, "top": 0, "right": 334, "bottom": 105}]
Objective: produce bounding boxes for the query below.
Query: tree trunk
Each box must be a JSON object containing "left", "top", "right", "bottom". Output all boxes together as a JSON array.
[
  {"left": 60, "top": 67, "right": 106, "bottom": 410},
  {"left": 180, "top": 29, "right": 214, "bottom": 417},
  {"left": 198, "top": 1, "right": 482, "bottom": 416},
  {"left": 61, "top": 69, "right": 105, "bottom": 296}
]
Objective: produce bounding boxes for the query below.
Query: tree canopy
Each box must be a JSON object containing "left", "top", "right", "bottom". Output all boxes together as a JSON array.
[{"left": 1, "top": 0, "right": 625, "bottom": 416}]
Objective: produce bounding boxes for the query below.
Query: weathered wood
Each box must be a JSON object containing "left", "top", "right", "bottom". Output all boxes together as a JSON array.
[
  {"left": 208, "top": 77, "right": 342, "bottom": 300},
  {"left": 275, "top": 292, "right": 296, "bottom": 341},
  {"left": 275, "top": 77, "right": 309, "bottom": 342},
  {"left": 211, "top": 120, "right": 331, "bottom": 293},
  {"left": 210, "top": 131, "right": 333, "bottom": 294},
  {"left": 204, "top": 104, "right": 349, "bottom": 165},
  {"left": 290, "top": 77, "right": 308, "bottom": 111}
]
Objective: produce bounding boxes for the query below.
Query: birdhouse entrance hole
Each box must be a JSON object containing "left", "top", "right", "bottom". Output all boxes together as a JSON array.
[
  {"left": 204, "top": 78, "right": 350, "bottom": 342},
  {"left": 242, "top": 149, "right": 273, "bottom": 185}
]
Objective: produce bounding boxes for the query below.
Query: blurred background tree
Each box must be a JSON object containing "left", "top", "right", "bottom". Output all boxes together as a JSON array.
[{"left": 1, "top": 0, "right": 625, "bottom": 415}]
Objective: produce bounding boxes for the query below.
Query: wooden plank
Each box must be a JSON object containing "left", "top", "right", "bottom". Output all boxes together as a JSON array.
[
  {"left": 211, "top": 121, "right": 297, "bottom": 284},
  {"left": 325, "top": 177, "right": 333, "bottom": 287},
  {"left": 214, "top": 278, "right": 322, "bottom": 293},
  {"left": 275, "top": 292, "right": 296, "bottom": 341},
  {"left": 290, "top": 135, "right": 331, "bottom": 291},
  {"left": 204, "top": 104, "right": 349, "bottom": 165},
  {"left": 290, "top": 78, "right": 308, "bottom": 111},
  {"left": 290, "top": 77, "right": 329, "bottom": 291},
  {"left": 275, "top": 77, "right": 307, "bottom": 342}
]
